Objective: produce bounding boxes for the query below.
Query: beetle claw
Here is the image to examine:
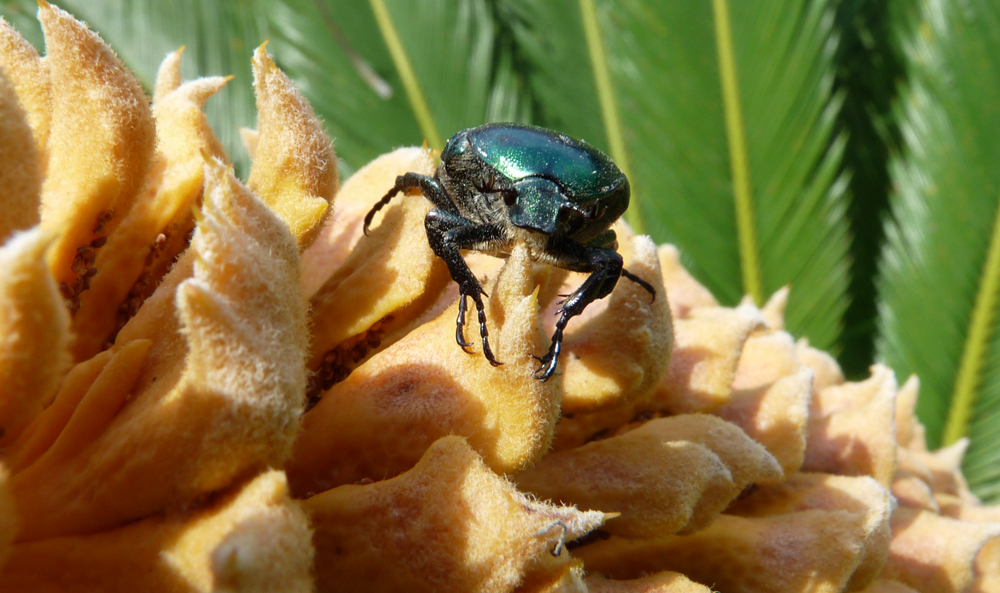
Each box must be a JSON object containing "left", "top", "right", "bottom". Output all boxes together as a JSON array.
[
  {"left": 484, "top": 345, "right": 503, "bottom": 367},
  {"left": 532, "top": 345, "right": 560, "bottom": 381},
  {"left": 533, "top": 360, "right": 559, "bottom": 381}
]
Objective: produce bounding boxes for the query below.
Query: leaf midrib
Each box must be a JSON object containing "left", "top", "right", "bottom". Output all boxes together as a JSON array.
[
  {"left": 578, "top": 0, "right": 641, "bottom": 233},
  {"left": 711, "top": 0, "right": 763, "bottom": 305},
  {"left": 944, "top": 192, "right": 1000, "bottom": 445},
  {"left": 368, "top": 0, "right": 442, "bottom": 149}
]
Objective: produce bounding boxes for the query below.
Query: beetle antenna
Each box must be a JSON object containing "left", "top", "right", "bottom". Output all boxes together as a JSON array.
[
  {"left": 621, "top": 268, "right": 656, "bottom": 302},
  {"left": 363, "top": 188, "right": 401, "bottom": 235}
]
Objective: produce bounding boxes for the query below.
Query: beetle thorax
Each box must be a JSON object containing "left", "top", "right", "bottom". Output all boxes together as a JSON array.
[{"left": 436, "top": 162, "right": 513, "bottom": 228}]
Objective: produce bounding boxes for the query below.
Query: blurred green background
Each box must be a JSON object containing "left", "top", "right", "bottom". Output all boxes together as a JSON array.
[{"left": 3, "top": 0, "right": 998, "bottom": 501}]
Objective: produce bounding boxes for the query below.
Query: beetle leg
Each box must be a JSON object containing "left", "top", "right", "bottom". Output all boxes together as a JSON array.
[
  {"left": 534, "top": 240, "right": 626, "bottom": 381},
  {"left": 364, "top": 172, "right": 453, "bottom": 235},
  {"left": 584, "top": 230, "right": 656, "bottom": 301},
  {"left": 425, "top": 209, "right": 507, "bottom": 366},
  {"left": 455, "top": 295, "right": 473, "bottom": 350}
]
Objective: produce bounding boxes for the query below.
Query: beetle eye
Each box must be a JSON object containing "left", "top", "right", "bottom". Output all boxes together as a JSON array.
[{"left": 502, "top": 190, "right": 517, "bottom": 206}]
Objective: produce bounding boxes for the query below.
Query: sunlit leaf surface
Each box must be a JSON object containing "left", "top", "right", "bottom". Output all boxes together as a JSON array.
[
  {"left": 878, "top": 0, "right": 1000, "bottom": 501},
  {"left": 267, "top": 0, "right": 530, "bottom": 176}
]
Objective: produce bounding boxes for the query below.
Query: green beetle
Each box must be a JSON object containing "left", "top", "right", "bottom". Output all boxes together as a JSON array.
[{"left": 364, "top": 123, "right": 654, "bottom": 380}]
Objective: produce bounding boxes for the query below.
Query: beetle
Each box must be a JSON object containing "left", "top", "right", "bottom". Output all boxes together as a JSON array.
[{"left": 364, "top": 123, "right": 655, "bottom": 381}]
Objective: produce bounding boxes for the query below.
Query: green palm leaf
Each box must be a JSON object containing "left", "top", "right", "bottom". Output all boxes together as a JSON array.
[
  {"left": 506, "top": 0, "right": 851, "bottom": 351},
  {"left": 833, "top": 0, "right": 904, "bottom": 378},
  {"left": 266, "top": 0, "right": 529, "bottom": 176},
  {"left": 877, "top": 0, "right": 1000, "bottom": 501}
]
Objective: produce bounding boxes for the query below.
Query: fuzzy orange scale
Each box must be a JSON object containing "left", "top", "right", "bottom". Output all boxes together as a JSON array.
[
  {"left": 9, "top": 159, "right": 306, "bottom": 541},
  {"left": 517, "top": 414, "right": 782, "bottom": 539},
  {"left": 305, "top": 436, "right": 605, "bottom": 593},
  {"left": 69, "top": 51, "right": 231, "bottom": 360},
  {"left": 2, "top": 471, "right": 312, "bottom": 593},
  {"left": 577, "top": 510, "right": 879, "bottom": 593},
  {"left": 803, "top": 364, "right": 899, "bottom": 486},
  {"left": 288, "top": 242, "right": 558, "bottom": 496},
  {"left": 0, "top": 17, "right": 50, "bottom": 170},
  {"left": 246, "top": 45, "right": 336, "bottom": 249},
  {"left": 551, "top": 302, "right": 763, "bottom": 452},
  {"left": 0, "top": 230, "right": 70, "bottom": 448},
  {"left": 726, "top": 472, "right": 894, "bottom": 591},
  {"left": 654, "top": 304, "right": 764, "bottom": 414},
  {"left": 0, "top": 67, "right": 40, "bottom": 241},
  {"left": 656, "top": 244, "right": 718, "bottom": 318},
  {"left": 305, "top": 149, "right": 451, "bottom": 374},
  {"left": 300, "top": 147, "right": 436, "bottom": 298},
  {"left": 586, "top": 572, "right": 714, "bottom": 593},
  {"left": 550, "top": 234, "right": 673, "bottom": 413},
  {"left": 35, "top": 2, "right": 155, "bottom": 291}
]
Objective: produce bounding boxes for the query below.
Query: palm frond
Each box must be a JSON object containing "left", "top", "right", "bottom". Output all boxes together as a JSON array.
[
  {"left": 877, "top": 0, "right": 1000, "bottom": 501},
  {"left": 266, "top": 0, "right": 530, "bottom": 176},
  {"left": 507, "top": 0, "right": 851, "bottom": 351},
  {"left": 832, "top": 0, "right": 903, "bottom": 378}
]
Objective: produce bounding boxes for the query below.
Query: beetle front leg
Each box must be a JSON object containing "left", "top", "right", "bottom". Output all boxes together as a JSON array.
[
  {"left": 364, "top": 172, "right": 456, "bottom": 234},
  {"left": 425, "top": 209, "right": 507, "bottom": 366},
  {"left": 534, "top": 240, "right": 625, "bottom": 381}
]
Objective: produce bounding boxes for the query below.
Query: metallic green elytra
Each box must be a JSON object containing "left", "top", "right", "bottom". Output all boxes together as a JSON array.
[
  {"left": 441, "top": 123, "right": 629, "bottom": 241},
  {"left": 364, "top": 123, "right": 653, "bottom": 381}
]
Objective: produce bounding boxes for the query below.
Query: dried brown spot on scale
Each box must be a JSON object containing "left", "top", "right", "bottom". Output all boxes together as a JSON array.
[
  {"left": 59, "top": 215, "right": 112, "bottom": 314},
  {"left": 306, "top": 316, "right": 394, "bottom": 408},
  {"left": 92, "top": 210, "right": 113, "bottom": 235},
  {"left": 100, "top": 231, "right": 175, "bottom": 351}
]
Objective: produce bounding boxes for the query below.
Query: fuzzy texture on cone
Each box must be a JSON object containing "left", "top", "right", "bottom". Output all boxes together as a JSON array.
[
  {"left": 0, "top": 17, "right": 50, "bottom": 171},
  {"left": 2, "top": 6, "right": 1000, "bottom": 593},
  {"left": 3, "top": 471, "right": 312, "bottom": 593},
  {"left": 288, "top": 238, "right": 559, "bottom": 496},
  {"left": 35, "top": 3, "right": 155, "bottom": 293},
  {"left": 247, "top": 45, "right": 335, "bottom": 249},
  {"left": 0, "top": 10, "right": 327, "bottom": 589},
  {"left": 0, "top": 67, "right": 40, "bottom": 242},
  {"left": 306, "top": 436, "right": 605, "bottom": 593}
]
